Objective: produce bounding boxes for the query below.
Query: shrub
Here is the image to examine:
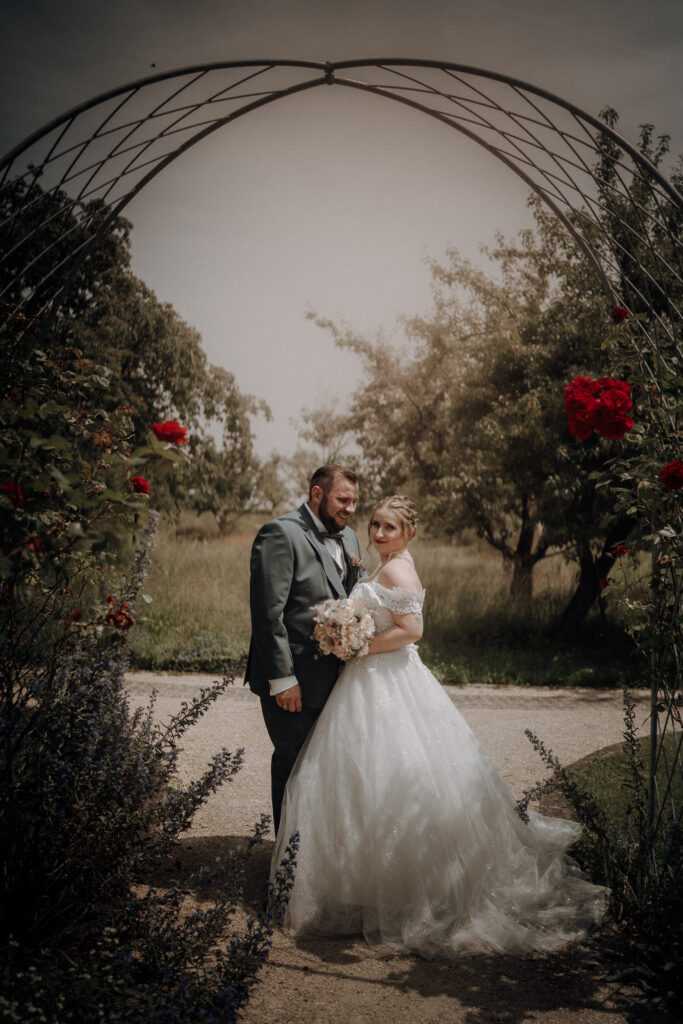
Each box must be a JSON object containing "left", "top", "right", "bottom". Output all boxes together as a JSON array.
[
  {"left": 0, "top": 312, "right": 293, "bottom": 1020},
  {"left": 519, "top": 688, "right": 683, "bottom": 1012}
]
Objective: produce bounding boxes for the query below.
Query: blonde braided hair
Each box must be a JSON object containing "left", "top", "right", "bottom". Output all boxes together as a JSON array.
[{"left": 367, "top": 495, "right": 418, "bottom": 545}]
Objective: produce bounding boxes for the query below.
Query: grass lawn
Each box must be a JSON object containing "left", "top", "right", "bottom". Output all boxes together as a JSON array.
[
  {"left": 547, "top": 732, "right": 683, "bottom": 891},
  {"left": 573, "top": 733, "right": 682, "bottom": 829},
  {"left": 130, "top": 513, "right": 645, "bottom": 687}
]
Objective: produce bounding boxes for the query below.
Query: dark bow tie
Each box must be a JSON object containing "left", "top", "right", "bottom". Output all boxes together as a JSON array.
[{"left": 319, "top": 530, "right": 343, "bottom": 541}]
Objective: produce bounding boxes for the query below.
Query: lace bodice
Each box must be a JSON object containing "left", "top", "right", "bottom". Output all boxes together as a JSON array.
[{"left": 350, "top": 579, "right": 425, "bottom": 633}]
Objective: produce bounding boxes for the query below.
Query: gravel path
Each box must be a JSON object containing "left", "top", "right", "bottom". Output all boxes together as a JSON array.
[{"left": 125, "top": 673, "right": 663, "bottom": 1024}]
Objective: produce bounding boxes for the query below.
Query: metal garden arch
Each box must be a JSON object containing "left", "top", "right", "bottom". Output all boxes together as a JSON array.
[{"left": 1, "top": 58, "right": 681, "bottom": 850}]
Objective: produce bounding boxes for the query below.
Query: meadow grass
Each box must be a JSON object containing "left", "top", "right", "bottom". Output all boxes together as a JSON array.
[
  {"left": 131, "top": 514, "right": 644, "bottom": 687},
  {"left": 129, "top": 518, "right": 253, "bottom": 672},
  {"left": 415, "top": 537, "right": 643, "bottom": 687},
  {"left": 563, "top": 733, "right": 682, "bottom": 893}
]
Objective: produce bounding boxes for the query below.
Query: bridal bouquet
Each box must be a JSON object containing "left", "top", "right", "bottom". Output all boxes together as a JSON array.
[{"left": 312, "top": 597, "right": 375, "bottom": 661}]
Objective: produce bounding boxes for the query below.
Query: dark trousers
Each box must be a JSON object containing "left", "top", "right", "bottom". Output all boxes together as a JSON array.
[{"left": 260, "top": 696, "right": 322, "bottom": 836}]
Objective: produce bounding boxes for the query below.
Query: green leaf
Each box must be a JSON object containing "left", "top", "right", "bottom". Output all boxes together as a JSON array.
[
  {"left": 47, "top": 465, "right": 72, "bottom": 492},
  {"left": 38, "top": 400, "right": 63, "bottom": 418}
]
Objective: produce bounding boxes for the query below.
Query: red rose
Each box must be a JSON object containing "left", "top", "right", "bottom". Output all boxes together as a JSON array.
[
  {"left": 659, "top": 460, "right": 683, "bottom": 491},
  {"left": 130, "top": 475, "right": 150, "bottom": 495},
  {"left": 2, "top": 481, "right": 24, "bottom": 504},
  {"left": 610, "top": 306, "right": 629, "bottom": 324},
  {"left": 564, "top": 377, "right": 601, "bottom": 440},
  {"left": 599, "top": 578, "right": 609, "bottom": 591},
  {"left": 564, "top": 376, "right": 633, "bottom": 441},
  {"left": 152, "top": 420, "right": 188, "bottom": 445},
  {"left": 611, "top": 545, "right": 629, "bottom": 558},
  {"left": 588, "top": 386, "right": 634, "bottom": 440}
]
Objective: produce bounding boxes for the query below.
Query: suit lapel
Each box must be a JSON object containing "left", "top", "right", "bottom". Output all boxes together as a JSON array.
[{"left": 340, "top": 534, "right": 358, "bottom": 594}]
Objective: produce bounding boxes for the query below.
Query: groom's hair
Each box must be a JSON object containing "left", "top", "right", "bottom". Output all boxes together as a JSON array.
[{"left": 309, "top": 464, "right": 358, "bottom": 497}]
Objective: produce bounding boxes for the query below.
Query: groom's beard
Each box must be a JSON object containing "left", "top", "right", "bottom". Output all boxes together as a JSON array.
[{"left": 318, "top": 496, "right": 348, "bottom": 534}]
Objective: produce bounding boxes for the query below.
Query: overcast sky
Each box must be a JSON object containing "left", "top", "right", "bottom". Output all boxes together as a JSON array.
[{"left": 2, "top": 0, "right": 681, "bottom": 454}]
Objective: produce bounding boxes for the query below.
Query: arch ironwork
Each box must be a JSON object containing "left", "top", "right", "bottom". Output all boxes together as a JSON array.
[{"left": 0, "top": 58, "right": 681, "bottom": 854}]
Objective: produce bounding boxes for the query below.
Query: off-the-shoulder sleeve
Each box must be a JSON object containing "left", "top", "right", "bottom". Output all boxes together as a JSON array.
[{"left": 373, "top": 582, "right": 425, "bottom": 615}]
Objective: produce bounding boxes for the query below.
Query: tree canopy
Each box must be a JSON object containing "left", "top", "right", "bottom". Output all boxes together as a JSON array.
[
  {"left": 1, "top": 178, "right": 267, "bottom": 526},
  {"left": 305, "top": 115, "right": 681, "bottom": 627}
]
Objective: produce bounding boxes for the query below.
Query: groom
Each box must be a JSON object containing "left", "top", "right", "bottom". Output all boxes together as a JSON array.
[{"left": 245, "top": 464, "right": 363, "bottom": 833}]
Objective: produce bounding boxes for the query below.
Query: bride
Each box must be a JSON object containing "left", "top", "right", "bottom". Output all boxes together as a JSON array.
[{"left": 271, "top": 495, "right": 607, "bottom": 957}]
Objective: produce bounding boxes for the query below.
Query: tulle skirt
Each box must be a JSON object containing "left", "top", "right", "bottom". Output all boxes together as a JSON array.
[{"left": 271, "top": 645, "right": 607, "bottom": 957}]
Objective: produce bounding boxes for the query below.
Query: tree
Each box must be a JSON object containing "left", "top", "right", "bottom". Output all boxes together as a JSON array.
[
  {"left": 309, "top": 237, "right": 617, "bottom": 603},
  {"left": 1, "top": 178, "right": 267, "bottom": 521},
  {"left": 307, "top": 114, "right": 680, "bottom": 625},
  {"left": 283, "top": 399, "right": 361, "bottom": 507}
]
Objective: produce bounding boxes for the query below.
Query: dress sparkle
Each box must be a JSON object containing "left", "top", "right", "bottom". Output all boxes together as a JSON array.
[{"left": 271, "top": 579, "right": 607, "bottom": 957}]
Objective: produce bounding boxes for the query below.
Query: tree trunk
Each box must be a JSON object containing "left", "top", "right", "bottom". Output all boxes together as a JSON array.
[
  {"left": 215, "top": 510, "right": 238, "bottom": 536},
  {"left": 509, "top": 493, "right": 544, "bottom": 601},
  {"left": 510, "top": 558, "right": 534, "bottom": 601},
  {"left": 556, "top": 539, "right": 598, "bottom": 639},
  {"left": 556, "top": 516, "right": 634, "bottom": 639}
]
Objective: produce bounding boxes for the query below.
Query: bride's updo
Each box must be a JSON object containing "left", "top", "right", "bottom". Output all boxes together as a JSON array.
[{"left": 368, "top": 495, "right": 419, "bottom": 544}]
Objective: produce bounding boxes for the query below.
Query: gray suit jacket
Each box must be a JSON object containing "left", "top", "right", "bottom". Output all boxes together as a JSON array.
[{"left": 245, "top": 504, "right": 364, "bottom": 707}]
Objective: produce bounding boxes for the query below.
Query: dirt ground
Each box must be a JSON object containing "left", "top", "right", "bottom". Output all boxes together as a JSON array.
[{"left": 125, "top": 672, "right": 670, "bottom": 1024}]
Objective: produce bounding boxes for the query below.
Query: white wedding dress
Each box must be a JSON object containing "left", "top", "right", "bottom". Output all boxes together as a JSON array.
[{"left": 270, "top": 579, "right": 607, "bottom": 957}]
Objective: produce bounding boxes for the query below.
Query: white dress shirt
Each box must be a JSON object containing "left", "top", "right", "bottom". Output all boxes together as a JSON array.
[{"left": 269, "top": 504, "right": 344, "bottom": 697}]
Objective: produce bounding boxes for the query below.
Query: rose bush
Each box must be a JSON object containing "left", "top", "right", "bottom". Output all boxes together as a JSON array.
[
  {"left": 0, "top": 309, "right": 293, "bottom": 1022},
  {"left": 560, "top": 291, "right": 683, "bottom": 1010}
]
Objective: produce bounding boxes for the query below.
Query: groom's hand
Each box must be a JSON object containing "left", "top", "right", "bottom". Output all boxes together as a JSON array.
[{"left": 275, "top": 683, "right": 303, "bottom": 713}]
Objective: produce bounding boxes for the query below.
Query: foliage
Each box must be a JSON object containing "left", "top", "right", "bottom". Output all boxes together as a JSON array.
[
  {"left": 519, "top": 691, "right": 683, "bottom": 1013},
  {"left": 603, "top": 317, "right": 682, "bottom": 692},
  {"left": 516, "top": 114, "right": 683, "bottom": 1009},
  {"left": 0, "top": 312, "right": 293, "bottom": 1020},
  {"left": 303, "top": 116, "right": 681, "bottom": 630},
  {"left": 307, "top": 230, "right": 630, "bottom": 608},
  {"left": 0, "top": 308, "right": 178, "bottom": 645},
  {"left": 0, "top": 540, "right": 296, "bottom": 1021},
  {"left": 0, "top": 586, "right": 298, "bottom": 1020},
  {"left": 0, "top": 177, "right": 268, "bottom": 526}
]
